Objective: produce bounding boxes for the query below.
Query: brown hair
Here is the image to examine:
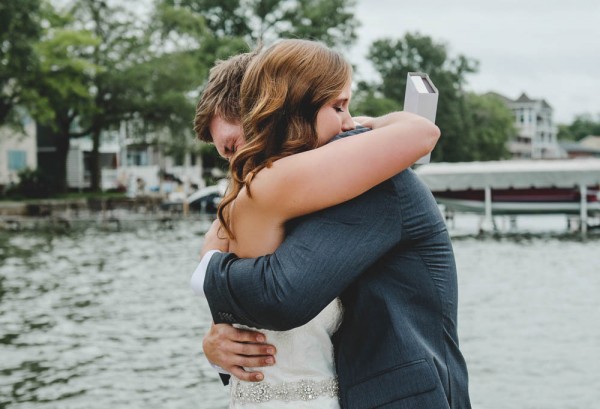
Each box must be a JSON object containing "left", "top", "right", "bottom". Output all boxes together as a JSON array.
[
  {"left": 193, "top": 49, "right": 259, "bottom": 143},
  {"left": 217, "top": 39, "right": 352, "bottom": 238}
]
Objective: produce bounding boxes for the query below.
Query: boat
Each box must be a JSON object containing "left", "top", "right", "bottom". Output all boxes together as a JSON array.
[
  {"left": 414, "top": 159, "right": 600, "bottom": 216},
  {"left": 185, "top": 179, "right": 228, "bottom": 212},
  {"left": 431, "top": 187, "right": 600, "bottom": 215}
]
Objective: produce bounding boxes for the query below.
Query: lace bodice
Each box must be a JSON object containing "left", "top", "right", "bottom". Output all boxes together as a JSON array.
[{"left": 229, "top": 299, "right": 343, "bottom": 408}]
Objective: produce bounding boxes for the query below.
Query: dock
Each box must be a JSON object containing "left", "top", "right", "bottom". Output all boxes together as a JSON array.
[
  {"left": 0, "top": 196, "right": 213, "bottom": 232},
  {"left": 415, "top": 158, "right": 600, "bottom": 236}
]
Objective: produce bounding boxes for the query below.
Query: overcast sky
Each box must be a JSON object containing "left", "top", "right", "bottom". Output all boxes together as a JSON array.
[
  {"left": 106, "top": 0, "right": 598, "bottom": 123},
  {"left": 350, "top": 0, "right": 599, "bottom": 123}
]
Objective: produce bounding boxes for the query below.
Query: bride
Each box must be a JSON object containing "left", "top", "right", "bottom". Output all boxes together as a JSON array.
[{"left": 195, "top": 39, "right": 440, "bottom": 408}]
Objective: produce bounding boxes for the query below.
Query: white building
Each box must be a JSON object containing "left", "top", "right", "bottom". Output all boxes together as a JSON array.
[
  {"left": 0, "top": 117, "right": 37, "bottom": 188},
  {"left": 67, "top": 136, "right": 121, "bottom": 191},
  {"left": 490, "top": 92, "right": 564, "bottom": 159},
  {"left": 1, "top": 113, "right": 205, "bottom": 194},
  {"left": 66, "top": 121, "right": 205, "bottom": 193}
]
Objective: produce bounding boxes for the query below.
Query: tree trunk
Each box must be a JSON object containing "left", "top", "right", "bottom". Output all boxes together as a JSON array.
[
  {"left": 54, "top": 130, "right": 70, "bottom": 194},
  {"left": 90, "top": 127, "right": 102, "bottom": 192},
  {"left": 0, "top": 101, "right": 12, "bottom": 125}
]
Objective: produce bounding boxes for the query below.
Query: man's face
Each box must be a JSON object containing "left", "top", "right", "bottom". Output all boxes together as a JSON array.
[{"left": 209, "top": 115, "right": 245, "bottom": 160}]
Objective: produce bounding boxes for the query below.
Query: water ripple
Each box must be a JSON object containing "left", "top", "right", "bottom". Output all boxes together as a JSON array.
[{"left": 1, "top": 217, "right": 599, "bottom": 409}]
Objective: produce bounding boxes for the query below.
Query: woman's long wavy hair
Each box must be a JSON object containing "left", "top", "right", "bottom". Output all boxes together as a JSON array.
[{"left": 217, "top": 39, "right": 352, "bottom": 239}]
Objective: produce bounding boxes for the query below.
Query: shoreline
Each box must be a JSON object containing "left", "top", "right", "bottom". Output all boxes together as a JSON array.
[{"left": 0, "top": 196, "right": 213, "bottom": 232}]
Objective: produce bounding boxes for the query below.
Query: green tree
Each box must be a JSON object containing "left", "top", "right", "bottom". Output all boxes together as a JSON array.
[
  {"left": 70, "top": 0, "right": 153, "bottom": 191},
  {"left": 0, "top": 0, "right": 44, "bottom": 125},
  {"left": 364, "top": 33, "right": 484, "bottom": 162},
  {"left": 464, "top": 93, "right": 513, "bottom": 160},
  {"left": 350, "top": 82, "right": 401, "bottom": 118},
  {"left": 61, "top": 0, "right": 212, "bottom": 191},
  {"left": 275, "top": 0, "right": 358, "bottom": 47},
  {"left": 31, "top": 6, "right": 99, "bottom": 193},
  {"left": 557, "top": 113, "right": 600, "bottom": 141},
  {"left": 158, "top": 0, "right": 359, "bottom": 48},
  {"left": 25, "top": 0, "right": 205, "bottom": 193}
]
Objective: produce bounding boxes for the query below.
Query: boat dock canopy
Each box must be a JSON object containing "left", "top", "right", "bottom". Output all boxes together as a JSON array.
[{"left": 414, "top": 159, "right": 600, "bottom": 191}]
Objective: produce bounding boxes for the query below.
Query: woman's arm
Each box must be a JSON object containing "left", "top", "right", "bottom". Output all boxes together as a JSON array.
[{"left": 249, "top": 111, "right": 439, "bottom": 220}]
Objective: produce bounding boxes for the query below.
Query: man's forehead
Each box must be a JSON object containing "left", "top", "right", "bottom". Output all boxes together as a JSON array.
[{"left": 211, "top": 115, "right": 238, "bottom": 128}]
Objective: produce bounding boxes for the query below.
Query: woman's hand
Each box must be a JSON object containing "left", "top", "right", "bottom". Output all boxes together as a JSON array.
[
  {"left": 201, "top": 219, "right": 230, "bottom": 256},
  {"left": 352, "top": 116, "right": 373, "bottom": 128}
]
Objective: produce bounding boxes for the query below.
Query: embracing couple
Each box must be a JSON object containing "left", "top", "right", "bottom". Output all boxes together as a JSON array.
[{"left": 191, "top": 39, "right": 471, "bottom": 409}]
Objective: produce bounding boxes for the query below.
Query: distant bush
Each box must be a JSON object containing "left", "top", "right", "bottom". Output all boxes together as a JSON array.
[{"left": 5, "top": 168, "right": 54, "bottom": 199}]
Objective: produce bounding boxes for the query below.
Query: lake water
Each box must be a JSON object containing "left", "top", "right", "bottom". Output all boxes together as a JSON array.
[{"left": 1, "top": 215, "right": 599, "bottom": 409}]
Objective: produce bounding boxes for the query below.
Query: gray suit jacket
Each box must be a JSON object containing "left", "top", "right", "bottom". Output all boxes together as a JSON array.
[{"left": 203, "top": 128, "right": 471, "bottom": 408}]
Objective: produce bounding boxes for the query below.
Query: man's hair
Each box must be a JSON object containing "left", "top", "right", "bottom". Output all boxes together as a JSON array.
[{"left": 193, "top": 49, "right": 259, "bottom": 143}]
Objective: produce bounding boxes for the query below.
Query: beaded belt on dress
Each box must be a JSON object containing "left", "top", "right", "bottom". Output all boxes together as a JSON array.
[{"left": 231, "top": 377, "right": 339, "bottom": 404}]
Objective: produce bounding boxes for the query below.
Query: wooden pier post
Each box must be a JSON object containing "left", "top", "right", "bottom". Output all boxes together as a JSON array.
[
  {"left": 479, "top": 186, "right": 494, "bottom": 233},
  {"left": 183, "top": 199, "right": 189, "bottom": 217},
  {"left": 580, "top": 184, "right": 588, "bottom": 237}
]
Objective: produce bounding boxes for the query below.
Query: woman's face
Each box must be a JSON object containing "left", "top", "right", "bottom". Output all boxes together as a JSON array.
[{"left": 315, "top": 82, "right": 354, "bottom": 146}]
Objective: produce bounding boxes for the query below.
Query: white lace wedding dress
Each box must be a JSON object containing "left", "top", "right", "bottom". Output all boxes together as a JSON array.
[{"left": 229, "top": 299, "right": 343, "bottom": 408}]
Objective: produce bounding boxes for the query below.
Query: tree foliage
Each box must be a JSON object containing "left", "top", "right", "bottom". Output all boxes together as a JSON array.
[
  {"left": 0, "top": 0, "right": 44, "bottom": 125},
  {"left": 66, "top": 0, "right": 150, "bottom": 190},
  {"left": 360, "top": 33, "right": 513, "bottom": 162},
  {"left": 557, "top": 113, "right": 600, "bottom": 141},
  {"left": 28, "top": 4, "right": 99, "bottom": 192},
  {"left": 157, "top": 0, "right": 359, "bottom": 48},
  {"left": 464, "top": 93, "right": 513, "bottom": 161},
  {"left": 30, "top": 0, "right": 214, "bottom": 192},
  {"left": 3, "top": 0, "right": 361, "bottom": 193},
  {"left": 350, "top": 84, "right": 401, "bottom": 118}
]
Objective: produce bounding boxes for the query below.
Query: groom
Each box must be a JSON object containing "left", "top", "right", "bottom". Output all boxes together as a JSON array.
[{"left": 194, "top": 52, "right": 471, "bottom": 409}]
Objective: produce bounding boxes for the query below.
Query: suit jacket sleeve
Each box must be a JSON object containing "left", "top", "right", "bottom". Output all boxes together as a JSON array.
[{"left": 203, "top": 180, "right": 403, "bottom": 331}]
